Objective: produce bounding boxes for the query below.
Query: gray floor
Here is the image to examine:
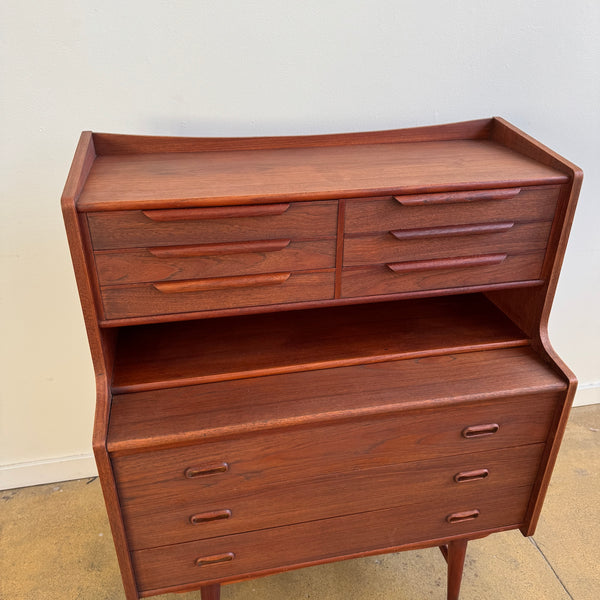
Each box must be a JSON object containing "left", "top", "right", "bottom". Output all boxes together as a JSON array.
[{"left": 1, "top": 405, "right": 598, "bottom": 600}]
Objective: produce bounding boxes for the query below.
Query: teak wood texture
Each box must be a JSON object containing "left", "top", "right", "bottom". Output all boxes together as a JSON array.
[{"left": 61, "top": 118, "right": 582, "bottom": 600}]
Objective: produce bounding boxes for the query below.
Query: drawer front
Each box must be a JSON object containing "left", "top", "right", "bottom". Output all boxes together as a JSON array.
[
  {"left": 112, "top": 391, "right": 559, "bottom": 505},
  {"left": 95, "top": 239, "right": 336, "bottom": 285},
  {"left": 87, "top": 201, "right": 338, "bottom": 250},
  {"left": 345, "top": 186, "right": 560, "bottom": 235},
  {"left": 341, "top": 252, "right": 545, "bottom": 298},
  {"left": 120, "top": 444, "right": 544, "bottom": 550},
  {"left": 344, "top": 221, "right": 552, "bottom": 267},
  {"left": 101, "top": 271, "right": 335, "bottom": 320},
  {"left": 132, "top": 483, "right": 533, "bottom": 592}
]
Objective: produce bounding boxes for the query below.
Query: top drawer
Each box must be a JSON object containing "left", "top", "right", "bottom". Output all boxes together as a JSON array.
[
  {"left": 345, "top": 186, "right": 560, "bottom": 235},
  {"left": 87, "top": 200, "right": 338, "bottom": 250}
]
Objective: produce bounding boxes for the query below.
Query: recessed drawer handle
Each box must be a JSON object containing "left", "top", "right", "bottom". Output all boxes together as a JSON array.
[
  {"left": 190, "top": 509, "right": 232, "bottom": 525},
  {"left": 195, "top": 552, "right": 235, "bottom": 567},
  {"left": 386, "top": 254, "right": 507, "bottom": 274},
  {"left": 185, "top": 463, "right": 229, "bottom": 478},
  {"left": 462, "top": 423, "right": 500, "bottom": 438},
  {"left": 389, "top": 222, "right": 515, "bottom": 241},
  {"left": 394, "top": 188, "right": 521, "bottom": 206},
  {"left": 454, "top": 469, "right": 490, "bottom": 483},
  {"left": 153, "top": 272, "right": 291, "bottom": 293},
  {"left": 142, "top": 203, "right": 291, "bottom": 222},
  {"left": 148, "top": 238, "right": 292, "bottom": 258},
  {"left": 446, "top": 509, "right": 480, "bottom": 524}
]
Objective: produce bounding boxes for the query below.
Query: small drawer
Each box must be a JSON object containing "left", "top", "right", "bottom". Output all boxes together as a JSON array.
[
  {"left": 100, "top": 271, "right": 335, "bottom": 320},
  {"left": 341, "top": 252, "right": 546, "bottom": 298},
  {"left": 132, "top": 483, "right": 534, "bottom": 592},
  {"left": 94, "top": 239, "right": 336, "bottom": 285},
  {"left": 119, "top": 444, "right": 544, "bottom": 550},
  {"left": 343, "top": 221, "right": 552, "bottom": 267},
  {"left": 345, "top": 186, "right": 560, "bottom": 235},
  {"left": 87, "top": 200, "right": 338, "bottom": 250}
]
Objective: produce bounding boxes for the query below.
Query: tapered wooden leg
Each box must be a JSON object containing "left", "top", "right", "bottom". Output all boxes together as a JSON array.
[
  {"left": 200, "top": 583, "right": 221, "bottom": 600},
  {"left": 440, "top": 539, "right": 468, "bottom": 600}
]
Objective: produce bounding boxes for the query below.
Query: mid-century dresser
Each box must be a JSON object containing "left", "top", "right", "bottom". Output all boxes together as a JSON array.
[{"left": 62, "top": 118, "right": 581, "bottom": 600}]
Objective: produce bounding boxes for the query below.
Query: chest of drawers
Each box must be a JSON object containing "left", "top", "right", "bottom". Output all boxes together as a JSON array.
[{"left": 62, "top": 118, "right": 581, "bottom": 600}]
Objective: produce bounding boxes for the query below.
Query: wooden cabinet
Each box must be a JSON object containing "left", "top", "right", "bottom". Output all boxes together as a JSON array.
[{"left": 62, "top": 118, "right": 581, "bottom": 600}]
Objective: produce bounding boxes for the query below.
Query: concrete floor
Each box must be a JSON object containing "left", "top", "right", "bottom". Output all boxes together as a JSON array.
[{"left": 1, "top": 404, "right": 598, "bottom": 600}]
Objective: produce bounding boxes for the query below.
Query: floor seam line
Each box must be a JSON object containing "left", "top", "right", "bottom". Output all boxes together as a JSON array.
[{"left": 529, "top": 536, "right": 574, "bottom": 600}]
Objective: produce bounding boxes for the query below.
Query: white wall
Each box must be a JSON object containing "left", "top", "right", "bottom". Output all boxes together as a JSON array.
[{"left": 1, "top": 0, "right": 598, "bottom": 489}]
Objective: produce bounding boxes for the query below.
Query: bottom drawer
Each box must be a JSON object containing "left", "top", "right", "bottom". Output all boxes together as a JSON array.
[{"left": 132, "top": 484, "right": 533, "bottom": 593}]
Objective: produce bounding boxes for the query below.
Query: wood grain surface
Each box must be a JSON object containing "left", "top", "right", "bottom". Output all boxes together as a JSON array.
[
  {"left": 78, "top": 140, "right": 567, "bottom": 211},
  {"left": 107, "top": 347, "right": 565, "bottom": 453},
  {"left": 111, "top": 294, "right": 528, "bottom": 393},
  {"left": 60, "top": 118, "right": 581, "bottom": 600}
]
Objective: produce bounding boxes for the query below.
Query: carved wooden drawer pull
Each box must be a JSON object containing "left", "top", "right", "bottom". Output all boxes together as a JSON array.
[
  {"left": 446, "top": 509, "right": 480, "bottom": 524},
  {"left": 184, "top": 463, "right": 229, "bottom": 478},
  {"left": 142, "top": 203, "right": 291, "bottom": 221},
  {"left": 454, "top": 469, "right": 490, "bottom": 483},
  {"left": 462, "top": 423, "right": 500, "bottom": 438},
  {"left": 386, "top": 254, "right": 507, "bottom": 274},
  {"left": 148, "top": 238, "right": 291, "bottom": 258},
  {"left": 389, "top": 221, "right": 515, "bottom": 241},
  {"left": 394, "top": 188, "right": 521, "bottom": 206},
  {"left": 153, "top": 272, "right": 291, "bottom": 293},
  {"left": 195, "top": 552, "right": 235, "bottom": 567},
  {"left": 190, "top": 509, "right": 232, "bottom": 525}
]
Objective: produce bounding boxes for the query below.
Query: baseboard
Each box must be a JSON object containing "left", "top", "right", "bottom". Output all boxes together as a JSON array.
[
  {"left": 0, "top": 453, "right": 97, "bottom": 491},
  {"left": 573, "top": 382, "right": 600, "bottom": 407}
]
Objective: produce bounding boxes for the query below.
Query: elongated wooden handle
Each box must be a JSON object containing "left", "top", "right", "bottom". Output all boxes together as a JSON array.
[
  {"left": 184, "top": 463, "right": 229, "bottom": 478},
  {"left": 142, "top": 203, "right": 290, "bottom": 221},
  {"left": 153, "top": 272, "right": 291, "bottom": 293},
  {"left": 389, "top": 222, "right": 515, "bottom": 241},
  {"left": 148, "top": 238, "right": 291, "bottom": 258},
  {"left": 386, "top": 254, "right": 507, "bottom": 274},
  {"left": 454, "top": 469, "right": 490, "bottom": 483},
  {"left": 196, "top": 552, "right": 235, "bottom": 567},
  {"left": 446, "top": 509, "right": 480, "bottom": 524},
  {"left": 190, "top": 509, "right": 232, "bottom": 525},
  {"left": 462, "top": 423, "right": 500, "bottom": 438},
  {"left": 394, "top": 188, "right": 521, "bottom": 206}
]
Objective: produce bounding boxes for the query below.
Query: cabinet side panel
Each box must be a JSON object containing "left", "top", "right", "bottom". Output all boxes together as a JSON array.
[{"left": 62, "top": 133, "right": 140, "bottom": 599}]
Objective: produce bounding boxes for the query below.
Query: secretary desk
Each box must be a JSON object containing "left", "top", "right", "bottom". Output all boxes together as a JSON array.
[{"left": 62, "top": 117, "right": 582, "bottom": 599}]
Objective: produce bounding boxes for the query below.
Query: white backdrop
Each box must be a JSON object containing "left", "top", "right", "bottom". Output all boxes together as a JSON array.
[{"left": 1, "top": 0, "right": 598, "bottom": 489}]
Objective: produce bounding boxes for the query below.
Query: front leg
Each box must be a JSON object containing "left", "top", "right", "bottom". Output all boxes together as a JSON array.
[
  {"left": 440, "top": 538, "right": 468, "bottom": 600},
  {"left": 200, "top": 583, "right": 221, "bottom": 600}
]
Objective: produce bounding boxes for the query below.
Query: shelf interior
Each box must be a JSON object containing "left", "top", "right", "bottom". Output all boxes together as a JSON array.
[{"left": 111, "top": 293, "right": 530, "bottom": 394}]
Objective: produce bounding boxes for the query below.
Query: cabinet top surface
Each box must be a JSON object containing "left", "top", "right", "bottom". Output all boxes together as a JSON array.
[{"left": 77, "top": 138, "right": 568, "bottom": 211}]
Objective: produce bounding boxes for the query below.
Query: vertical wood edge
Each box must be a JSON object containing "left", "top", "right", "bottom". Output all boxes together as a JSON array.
[
  {"left": 62, "top": 133, "right": 136, "bottom": 593},
  {"left": 93, "top": 379, "right": 140, "bottom": 600},
  {"left": 334, "top": 200, "right": 345, "bottom": 298},
  {"left": 61, "top": 133, "right": 107, "bottom": 375}
]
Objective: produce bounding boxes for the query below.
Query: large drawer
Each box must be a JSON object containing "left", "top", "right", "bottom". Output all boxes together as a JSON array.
[
  {"left": 100, "top": 270, "right": 335, "bottom": 320},
  {"left": 132, "top": 483, "right": 533, "bottom": 592},
  {"left": 344, "top": 186, "right": 560, "bottom": 235},
  {"left": 344, "top": 221, "right": 552, "bottom": 267},
  {"left": 87, "top": 201, "right": 338, "bottom": 250},
  {"left": 112, "top": 390, "right": 559, "bottom": 504},
  {"left": 120, "top": 444, "right": 544, "bottom": 550}
]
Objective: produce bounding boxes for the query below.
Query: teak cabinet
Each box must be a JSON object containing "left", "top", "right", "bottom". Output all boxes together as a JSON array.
[{"left": 62, "top": 118, "right": 582, "bottom": 600}]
